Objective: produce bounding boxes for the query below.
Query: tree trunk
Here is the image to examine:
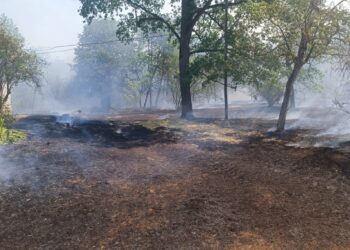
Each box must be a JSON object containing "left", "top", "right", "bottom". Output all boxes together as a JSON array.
[
  {"left": 290, "top": 84, "right": 296, "bottom": 109},
  {"left": 276, "top": 64, "right": 302, "bottom": 132},
  {"left": 223, "top": 0, "right": 229, "bottom": 120},
  {"left": 143, "top": 90, "right": 150, "bottom": 109},
  {"left": 155, "top": 81, "right": 163, "bottom": 107},
  {"left": 179, "top": 0, "right": 194, "bottom": 119},
  {"left": 149, "top": 88, "right": 153, "bottom": 108}
]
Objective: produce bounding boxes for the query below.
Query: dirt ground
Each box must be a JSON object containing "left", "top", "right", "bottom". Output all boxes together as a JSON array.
[{"left": 0, "top": 109, "right": 350, "bottom": 249}]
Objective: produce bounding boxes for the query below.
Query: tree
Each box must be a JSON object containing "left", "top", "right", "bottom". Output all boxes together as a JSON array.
[
  {"left": 188, "top": 3, "right": 284, "bottom": 110},
  {"left": 72, "top": 20, "right": 179, "bottom": 111},
  {"left": 79, "top": 0, "right": 250, "bottom": 118},
  {"left": 248, "top": 0, "right": 350, "bottom": 131},
  {"left": 0, "top": 15, "right": 44, "bottom": 112},
  {"left": 126, "top": 35, "right": 173, "bottom": 109},
  {"left": 250, "top": 80, "right": 284, "bottom": 107},
  {"left": 72, "top": 19, "right": 134, "bottom": 112},
  {"left": 337, "top": 31, "right": 350, "bottom": 74}
]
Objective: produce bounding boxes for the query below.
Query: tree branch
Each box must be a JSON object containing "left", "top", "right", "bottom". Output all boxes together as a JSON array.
[
  {"left": 268, "top": 18, "right": 294, "bottom": 58},
  {"left": 201, "top": 0, "right": 246, "bottom": 12},
  {"left": 193, "top": 0, "right": 245, "bottom": 25},
  {"left": 126, "top": 0, "right": 180, "bottom": 41},
  {"left": 206, "top": 12, "right": 225, "bottom": 30},
  {"left": 190, "top": 48, "right": 225, "bottom": 55},
  {"left": 202, "top": 72, "right": 238, "bottom": 89}
]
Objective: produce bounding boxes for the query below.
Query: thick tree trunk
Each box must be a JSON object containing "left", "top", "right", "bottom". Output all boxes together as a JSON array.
[
  {"left": 276, "top": 64, "right": 302, "bottom": 132},
  {"left": 179, "top": 0, "right": 194, "bottom": 119}
]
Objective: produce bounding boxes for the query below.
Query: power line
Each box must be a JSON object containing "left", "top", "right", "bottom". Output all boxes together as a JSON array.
[
  {"left": 37, "top": 48, "right": 76, "bottom": 55},
  {"left": 34, "top": 34, "right": 169, "bottom": 54},
  {"left": 35, "top": 39, "right": 120, "bottom": 52}
]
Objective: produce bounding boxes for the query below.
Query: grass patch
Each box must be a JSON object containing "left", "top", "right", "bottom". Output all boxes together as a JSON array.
[
  {"left": 140, "top": 119, "right": 171, "bottom": 130},
  {"left": 0, "top": 128, "right": 26, "bottom": 144}
]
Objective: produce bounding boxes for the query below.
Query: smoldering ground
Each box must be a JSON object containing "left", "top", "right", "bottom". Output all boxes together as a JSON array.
[{"left": 1, "top": 111, "right": 350, "bottom": 249}]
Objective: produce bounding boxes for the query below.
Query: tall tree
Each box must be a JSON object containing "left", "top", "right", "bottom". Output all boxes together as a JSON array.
[
  {"left": 125, "top": 34, "right": 173, "bottom": 109},
  {"left": 72, "top": 19, "right": 133, "bottom": 111},
  {"left": 0, "top": 15, "right": 44, "bottom": 112},
  {"left": 188, "top": 3, "right": 282, "bottom": 108},
  {"left": 337, "top": 31, "right": 350, "bottom": 74},
  {"left": 248, "top": 0, "right": 350, "bottom": 131},
  {"left": 79, "top": 0, "right": 247, "bottom": 118}
]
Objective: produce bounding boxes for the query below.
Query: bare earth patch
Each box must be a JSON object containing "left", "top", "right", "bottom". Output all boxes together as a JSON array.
[{"left": 0, "top": 112, "right": 350, "bottom": 249}]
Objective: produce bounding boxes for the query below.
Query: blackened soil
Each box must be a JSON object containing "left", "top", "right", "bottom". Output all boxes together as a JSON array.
[{"left": 1, "top": 114, "right": 350, "bottom": 249}]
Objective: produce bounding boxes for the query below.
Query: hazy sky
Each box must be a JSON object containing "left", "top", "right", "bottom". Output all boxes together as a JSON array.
[{"left": 1, "top": 0, "right": 84, "bottom": 62}]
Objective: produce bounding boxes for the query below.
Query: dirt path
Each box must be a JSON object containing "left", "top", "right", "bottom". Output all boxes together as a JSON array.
[{"left": 0, "top": 114, "right": 350, "bottom": 249}]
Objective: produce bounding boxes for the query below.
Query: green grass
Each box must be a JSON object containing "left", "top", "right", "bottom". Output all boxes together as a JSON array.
[
  {"left": 140, "top": 119, "right": 171, "bottom": 130},
  {"left": 0, "top": 128, "right": 26, "bottom": 144}
]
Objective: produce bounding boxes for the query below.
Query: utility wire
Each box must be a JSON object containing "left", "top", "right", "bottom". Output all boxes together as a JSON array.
[
  {"left": 37, "top": 48, "right": 77, "bottom": 54},
  {"left": 35, "top": 39, "right": 120, "bottom": 52},
  {"left": 34, "top": 34, "right": 169, "bottom": 54}
]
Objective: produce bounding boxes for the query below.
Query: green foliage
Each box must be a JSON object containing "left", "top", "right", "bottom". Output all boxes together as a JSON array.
[
  {"left": 72, "top": 19, "right": 182, "bottom": 109},
  {"left": 78, "top": 0, "right": 269, "bottom": 116},
  {"left": 125, "top": 35, "right": 169, "bottom": 107},
  {"left": 0, "top": 112, "right": 25, "bottom": 144},
  {"left": 79, "top": 0, "right": 179, "bottom": 41},
  {"left": 187, "top": 1, "right": 288, "bottom": 104},
  {"left": 78, "top": 0, "right": 349, "bottom": 116},
  {"left": 337, "top": 34, "right": 350, "bottom": 74},
  {"left": 246, "top": 0, "right": 350, "bottom": 68},
  {"left": 245, "top": 0, "right": 349, "bottom": 110},
  {"left": 250, "top": 80, "right": 284, "bottom": 107},
  {"left": 0, "top": 14, "right": 45, "bottom": 111},
  {"left": 246, "top": 0, "right": 350, "bottom": 130}
]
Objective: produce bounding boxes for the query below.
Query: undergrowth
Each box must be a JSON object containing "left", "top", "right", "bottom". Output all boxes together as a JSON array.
[{"left": 0, "top": 112, "right": 26, "bottom": 144}]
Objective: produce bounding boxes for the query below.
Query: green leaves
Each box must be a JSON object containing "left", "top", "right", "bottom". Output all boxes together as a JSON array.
[
  {"left": 79, "top": 0, "right": 178, "bottom": 41},
  {"left": 0, "top": 15, "right": 44, "bottom": 112}
]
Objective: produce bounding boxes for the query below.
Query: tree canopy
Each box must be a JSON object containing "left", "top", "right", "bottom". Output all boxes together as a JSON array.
[
  {"left": 79, "top": 0, "right": 252, "bottom": 118},
  {"left": 246, "top": 0, "right": 350, "bottom": 131},
  {"left": 0, "top": 15, "right": 44, "bottom": 112},
  {"left": 77, "top": 0, "right": 350, "bottom": 130}
]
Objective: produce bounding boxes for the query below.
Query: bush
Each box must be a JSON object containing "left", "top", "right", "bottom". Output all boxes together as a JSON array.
[
  {"left": 250, "top": 81, "right": 284, "bottom": 107},
  {"left": 0, "top": 111, "right": 25, "bottom": 144}
]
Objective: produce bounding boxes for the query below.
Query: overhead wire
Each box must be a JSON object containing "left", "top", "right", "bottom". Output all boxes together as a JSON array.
[{"left": 34, "top": 34, "right": 169, "bottom": 54}]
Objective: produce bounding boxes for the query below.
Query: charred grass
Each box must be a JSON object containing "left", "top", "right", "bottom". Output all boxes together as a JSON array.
[{"left": 0, "top": 114, "right": 350, "bottom": 249}]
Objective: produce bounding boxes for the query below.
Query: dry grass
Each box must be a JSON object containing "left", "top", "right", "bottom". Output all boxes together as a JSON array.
[{"left": 0, "top": 113, "right": 350, "bottom": 249}]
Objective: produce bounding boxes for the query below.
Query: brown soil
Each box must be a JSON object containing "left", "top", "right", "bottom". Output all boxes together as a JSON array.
[{"left": 0, "top": 112, "right": 350, "bottom": 249}]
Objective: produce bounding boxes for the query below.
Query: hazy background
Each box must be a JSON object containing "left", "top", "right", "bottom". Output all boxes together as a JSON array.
[{"left": 1, "top": 0, "right": 83, "bottom": 63}]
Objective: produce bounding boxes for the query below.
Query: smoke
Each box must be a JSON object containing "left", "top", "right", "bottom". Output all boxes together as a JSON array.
[
  {"left": 3, "top": 0, "right": 350, "bottom": 150},
  {"left": 12, "top": 59, "right": 74, "bottom": 114},
  {"left": 0, "top": 145, "right": 24, "bottom": 186},
  {"left": 285, "top": 63, "right": 350, "bottom": 147},
  {"left": 0, "top": 152, "right": 12, "bottom": 182}
]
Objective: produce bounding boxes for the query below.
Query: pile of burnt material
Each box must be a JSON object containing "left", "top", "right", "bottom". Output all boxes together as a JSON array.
[
  {"left": 54, "top": 115, "right": 179, "bottom": 147},
  {"left": 15, "top": 114, "right": 179, "bottom": 147}
]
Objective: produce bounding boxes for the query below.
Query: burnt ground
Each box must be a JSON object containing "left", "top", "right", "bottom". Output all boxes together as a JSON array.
[{"left": 1, "top": 111, "right": 350, "bottom": 249}]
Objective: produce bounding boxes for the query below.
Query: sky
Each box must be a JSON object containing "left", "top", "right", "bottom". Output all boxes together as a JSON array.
[{"left": 0, "top": 0, "right": 84, "bottom": 62}]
